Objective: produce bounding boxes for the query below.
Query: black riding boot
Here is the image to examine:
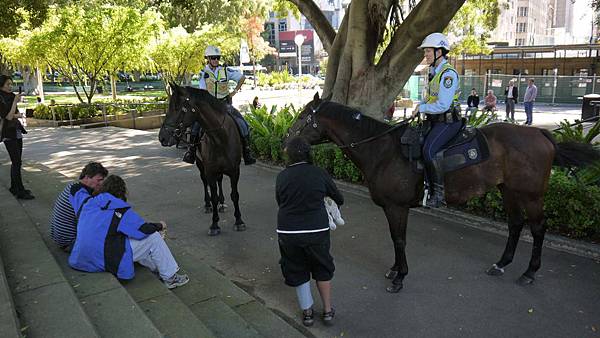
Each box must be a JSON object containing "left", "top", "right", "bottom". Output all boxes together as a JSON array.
[
  {"left": 182, "top": 134, "right": 199, "bottom": 164},
  {"left": 425, "top": 159, "right": 446, "bottom": 208},
  {"left": 241, "top": 135, "right": 256, "bottom": 165}
]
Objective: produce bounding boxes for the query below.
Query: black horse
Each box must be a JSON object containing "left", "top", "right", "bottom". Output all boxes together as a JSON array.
[
  {"left": 159, "top": 84, "right": 245, "bottom": 235},
  {"left": 287, "top": 93, "right": 600, "bottom": 292}
]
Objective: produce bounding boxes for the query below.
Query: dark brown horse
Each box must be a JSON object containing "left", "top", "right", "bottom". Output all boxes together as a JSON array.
[
  {"left": 159, "top": 84, "right": 246, "bottom": 235},
  {"left": 287, "top": 93, "right": 600, "bottom": 293}
]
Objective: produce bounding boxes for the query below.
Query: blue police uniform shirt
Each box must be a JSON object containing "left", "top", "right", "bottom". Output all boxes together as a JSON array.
[
  {"left": 419, "top": 59, "right": 459, "bottom": 115},
  {"left": 198, "top": 65, "right": 243, "bottom": 90}
]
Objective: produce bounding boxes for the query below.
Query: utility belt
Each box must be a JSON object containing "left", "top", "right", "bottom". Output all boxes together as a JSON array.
[{"left": 426, "top": 106, "right": 461, "bottom": 123}]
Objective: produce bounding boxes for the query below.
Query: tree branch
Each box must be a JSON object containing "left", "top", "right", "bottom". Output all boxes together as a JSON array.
[{"left": 288, "top": 0, "right": 336, "bottom": 51}]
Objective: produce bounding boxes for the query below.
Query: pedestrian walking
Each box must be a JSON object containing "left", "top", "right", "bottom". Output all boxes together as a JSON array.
[
  {"left": 523, "top": 79, "right": 538, "bottom": 125},
  {"left": 275, "top": 136, "right": 344, "bottom": 327}
]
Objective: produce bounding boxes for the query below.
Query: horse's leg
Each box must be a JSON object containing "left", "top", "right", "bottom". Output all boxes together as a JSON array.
[
  {"left": 382, "top": 205, "right": 409, "bottom": 293},
  {"left": 217, "top": 174, "right": 227, "bottom": 213},
  {"left": 229, "top": 168, "right": 246, "bottom": 231},
  {"left": 207, "top": 175, "right": 221, "bottom": 236},
  {"left": 487, "top": 187, "right": 525, "bottom": 276},
  {"left": 517, "top": 197, "right": 546, "bottom": 285},
  {"left": 195, "top": 160, "right": 212, "bottom": 213}
]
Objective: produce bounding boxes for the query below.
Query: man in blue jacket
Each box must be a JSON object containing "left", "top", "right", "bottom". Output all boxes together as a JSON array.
[{"left": 69, "top": 175, "right": 189, "bottom": 289}]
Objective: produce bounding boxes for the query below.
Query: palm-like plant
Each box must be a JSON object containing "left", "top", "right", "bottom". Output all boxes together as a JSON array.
[{"left": 553, "top": 119, "right": 600, "bottom": 145}]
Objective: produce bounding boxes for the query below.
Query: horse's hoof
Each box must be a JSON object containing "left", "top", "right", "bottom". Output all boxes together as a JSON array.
[
  {"left": 386, "top": 283, "right": 403, "bottom": 293},
  {"left": 486, "top": 264, "right": 505, "bottom": 276},
  {"left": 207, "top": 228, "right": 221, "bottom": 236},
  {"left": 516, "top": 274, "right": 535, "bottom": 286},
  {"left": 218, "top": 204, "right": 228, "bottom": 213},
  {"left": 234, "top": 223, "right": 246, "bottom": 232},
  {"left": 385, "top": 270, "right": 399, "bottom": 280},
  {"left": 204, "top": 206, "right": 213, "bottom": 214}
]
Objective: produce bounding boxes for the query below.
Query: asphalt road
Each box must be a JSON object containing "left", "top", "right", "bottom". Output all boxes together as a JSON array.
[{"left": 6, "top": 127, "right": 600, "bottom": 338}]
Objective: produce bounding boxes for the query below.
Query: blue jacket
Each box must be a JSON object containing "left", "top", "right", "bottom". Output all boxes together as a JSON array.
[{"left": 68, "top": 185, "right": 153, "bottom": 279}]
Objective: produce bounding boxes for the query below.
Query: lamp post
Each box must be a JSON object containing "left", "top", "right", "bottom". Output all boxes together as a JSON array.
[{"left": 294, "top": 33, "right": 305, "bottom": 77}]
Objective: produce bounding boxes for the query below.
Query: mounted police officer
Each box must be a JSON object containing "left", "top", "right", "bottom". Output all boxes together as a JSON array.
[
  {"left": 411, "top": 33, "right": 462, "bottom": 208},
  {"left": 182, "top": 45, "right": 256, "bottom": 165}
]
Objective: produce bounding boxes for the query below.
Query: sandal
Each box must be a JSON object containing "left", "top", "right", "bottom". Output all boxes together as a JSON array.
[
  {"left": 302, "top": 308, "right": 314, "bottom": 327},
  {"left": 322, "top": 307, "right": 335, "bottom": 326}
]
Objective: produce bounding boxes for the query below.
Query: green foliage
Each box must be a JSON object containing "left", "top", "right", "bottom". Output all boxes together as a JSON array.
[
  {"left": 10, "top": 4, "right": 162, "bottom": 104},
  {"left": 447, "top": 0, "right": 500, "bottom": 56},
  {"left": 467, "top": 108, "right": 497, "bottom": 127},
  {"left": 464, "top": 169, "right": 600, "bottom": 239},
  {"left": 246, "top": 104, "right": 362, "bottom": 182},
  {"left": 33, "top": 98, "right": 165, "bottom": 120},
  {"left": 544, "top": 169, "right": 600, "bottom": 238},
  {"left": 0, "top": 0, "right": 48, "bottom": 38},
  {"left": 553, "top": 119, "right": 600, "bottom": 145}
]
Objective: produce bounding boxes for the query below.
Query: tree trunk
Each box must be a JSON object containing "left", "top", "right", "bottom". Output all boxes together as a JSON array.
[
  {"left": 111, "top": 74, "right": 117, "bottom": 100},
  {"left": 295, "top": 0, "right": 466, "bottom": 120},
  {"left": 35, "top": 67, "right": 44, "bottom": 102},
  {"left": 21, "top": 65, "right": 39, "bottom": 96}
]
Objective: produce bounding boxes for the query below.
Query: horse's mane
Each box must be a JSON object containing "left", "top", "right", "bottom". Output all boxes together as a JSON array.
[
  {"left": 182, "top": 86, "right": 228, "bottom": 113},
  {"left": 318, "top": 101, "right": 405, "bottom": 140}
]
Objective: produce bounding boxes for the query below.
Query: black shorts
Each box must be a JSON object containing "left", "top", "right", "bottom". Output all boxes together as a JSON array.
[{"left": 278, "top": 231, "right": 334, "bottom": 287}]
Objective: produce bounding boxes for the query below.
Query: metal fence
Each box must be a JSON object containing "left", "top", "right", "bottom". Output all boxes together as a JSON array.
[{"left": 402, "top": 74, "right": 599, "bottom": 104}]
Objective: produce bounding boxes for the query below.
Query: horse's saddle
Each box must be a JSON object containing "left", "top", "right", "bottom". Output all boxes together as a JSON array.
[{"left": 400, "top": 120, "right": 490, "bottom": 174}]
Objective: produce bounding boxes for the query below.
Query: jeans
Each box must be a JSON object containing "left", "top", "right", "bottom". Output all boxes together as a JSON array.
[
  {"left": 129, "top": 232, "right": 179, "bottom": 280},
  {"left": 3, "top": 138, "right": 25, "bottom": 193},
  {"left": 524, "top": 101, "right": 534, "bottom": 125},
  {"left": 505, "top": 98, "right": 515, "bottom": 120}
]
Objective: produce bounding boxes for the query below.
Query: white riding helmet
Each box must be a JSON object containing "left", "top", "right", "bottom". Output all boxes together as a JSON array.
[
  {"left": 418, "top": 33, "right": 450, "bottom": 51},
  {"left": 204, "top": 45, "right": 222, "bottom": 57}
]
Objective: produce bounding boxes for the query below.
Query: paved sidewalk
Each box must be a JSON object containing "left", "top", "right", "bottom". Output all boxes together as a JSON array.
[{"left": 2, "top": 127, "right": 599, "bottom": 338}]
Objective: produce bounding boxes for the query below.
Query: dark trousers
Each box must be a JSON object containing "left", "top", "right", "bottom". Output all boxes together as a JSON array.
[{"left": 4, "top": 138, "right": 25, "bottom": 192}]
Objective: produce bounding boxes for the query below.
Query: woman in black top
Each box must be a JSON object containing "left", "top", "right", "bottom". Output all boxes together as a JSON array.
[
  {"left": 276, "top": 136, "right": 343, "bottom": 327},
  {"left": 0, "top": 75, "right": 34, "bottom": 200}
]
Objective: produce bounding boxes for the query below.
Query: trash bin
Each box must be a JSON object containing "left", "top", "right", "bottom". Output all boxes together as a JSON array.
[{"left": 582, "top": 94, "right": 600, "bottom": 120}]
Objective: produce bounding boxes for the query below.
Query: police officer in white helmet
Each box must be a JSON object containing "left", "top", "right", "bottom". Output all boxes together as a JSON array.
[
  {"left": 411, "top": 33, "right": 462, "bottom": 208},
  {"left": 182, "top": 45, "right": 256, "bottom": 165}
]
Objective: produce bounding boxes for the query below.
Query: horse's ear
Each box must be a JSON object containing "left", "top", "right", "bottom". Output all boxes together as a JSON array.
[{"left": 313, "top": 92, "right": 320, "bottom": 102}]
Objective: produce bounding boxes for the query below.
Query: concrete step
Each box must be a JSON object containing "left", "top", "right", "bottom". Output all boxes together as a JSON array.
[
  {"left": 0, "top": 187, "right": 99, "bottom": 338},
  {"left": 0, "top": 253, "right": 21, "bottom": 338},
  {"left": 122, "top": 267, "right": 215, "bottom": 338},
  {"left": 172, "top": 250, "right": 306, "bottom": 338}
]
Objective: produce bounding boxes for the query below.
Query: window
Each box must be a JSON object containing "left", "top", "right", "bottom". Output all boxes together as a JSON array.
[
  {"left": 517, "top": 7, "right": 528, "bottom": 17},
  {"left": 278, "top": 20, "right": 287, "bottom": 32},
  {"left": 516, "top": 22, "right": 527, "bottom": 33},
  {"left": 264, "top": 23, "right": 276, "bottom": 46},
  {"left": 515, "top": 38, "right": 525, "bottom": 46}
]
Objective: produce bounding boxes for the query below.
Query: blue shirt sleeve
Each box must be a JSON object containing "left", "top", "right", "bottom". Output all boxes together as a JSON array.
[
  {"left": 226, "top": 67, "right": 243, "bottom": 82},
  {"left": 420, "top": 70, "right": 459, "bottom": 114},
  {"left": 117, "top": 208, "right": 149, "bottom": 240},
  {"left": 198, "top": 71, "right": 207, "bottom": 90}
]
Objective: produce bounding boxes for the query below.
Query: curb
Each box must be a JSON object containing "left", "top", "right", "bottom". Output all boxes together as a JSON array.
[{"left": 255, "top": 161, "right": 600, "bottom": 261}]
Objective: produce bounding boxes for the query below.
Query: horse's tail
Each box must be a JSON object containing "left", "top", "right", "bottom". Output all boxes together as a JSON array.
[{"left": 540, "top": 129, "right": 600, "bottom": 168}]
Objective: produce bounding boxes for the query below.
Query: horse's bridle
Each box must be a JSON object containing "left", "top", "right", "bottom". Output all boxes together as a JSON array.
[
  {"left": 290, "top": 100, "right": 413, "bottom": 149},
  {"left": 181, "top": 97, "right": 227, "bottom": 134}
]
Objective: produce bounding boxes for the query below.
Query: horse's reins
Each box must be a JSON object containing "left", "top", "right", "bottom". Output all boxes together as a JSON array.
[
  {"left": 304, "top": 101, "right": 414, "bottom": 149},
  {"left": 181, "top": 97, "right": 227, "bottom": 134}
]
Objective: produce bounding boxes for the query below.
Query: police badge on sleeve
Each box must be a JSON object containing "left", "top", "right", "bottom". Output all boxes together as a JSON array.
[{"left": 443, "top": 76, "right": 453, "bottom": 89}]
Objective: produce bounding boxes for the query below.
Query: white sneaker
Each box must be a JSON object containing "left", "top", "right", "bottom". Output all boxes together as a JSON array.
[{"left": 163, "top": 273, "right": 189, "bottom": 289}]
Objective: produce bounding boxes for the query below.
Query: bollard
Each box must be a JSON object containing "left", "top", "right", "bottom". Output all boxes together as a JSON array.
[{"left": 102, "top": 105, "right": 108, "bottom": 127}]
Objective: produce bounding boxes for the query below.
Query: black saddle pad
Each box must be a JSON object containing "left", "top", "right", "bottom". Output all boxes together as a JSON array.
[{"left": 439, "top": 127, "right": 490, "bottom": 173}]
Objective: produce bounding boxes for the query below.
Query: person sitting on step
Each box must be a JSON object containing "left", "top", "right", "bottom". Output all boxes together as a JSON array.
[
  {"left": 411, "top": 33, "right": 463, "bottom": 208},
  {"left": 182, "top": 45, "right": 256, "bottom": 165},
  {"left": 69, "top": 175, "right": 189, "bottom": 289}
]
